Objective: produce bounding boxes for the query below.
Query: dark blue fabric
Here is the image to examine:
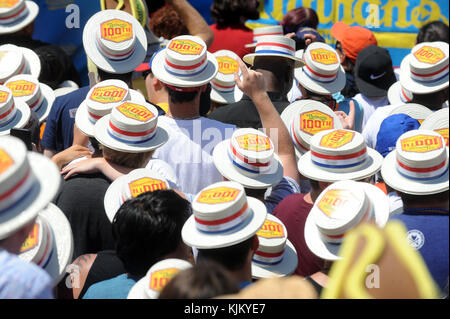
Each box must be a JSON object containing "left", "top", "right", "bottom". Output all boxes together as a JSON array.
[{"left": 41, "top": 86, "right": 90, "bottom": 153}]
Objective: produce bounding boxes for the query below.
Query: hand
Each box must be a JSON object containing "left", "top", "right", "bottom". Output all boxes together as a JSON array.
[
  {"left": 51, "top": 145, "right": 93, "bottom": 170},
  {"left": 60, "top": 157, "right": 105, "bottom": 180},
  {"left": 234, "top": 57, "right": 267, "bottom": 100},
  {"left": 335, "top": 100, "right": 356, "bottom": 130},
  {"left": 284, "top": 32, "right": 296, "bottom": 39},
  {"left": 303, "top": 33, "right": 317, "bottom": 47}
]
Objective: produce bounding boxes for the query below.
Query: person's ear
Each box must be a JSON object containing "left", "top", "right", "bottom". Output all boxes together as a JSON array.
[
  {"left": 252, "top": 235, "right": 260, "bottom": 252},
  {"left": 153, "top": 77, "right": 164, "bottom": 90}
]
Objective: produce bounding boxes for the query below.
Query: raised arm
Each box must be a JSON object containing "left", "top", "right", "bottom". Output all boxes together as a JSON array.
[{"left": 234, "top": 58, "right": 300, "bottom": 183}]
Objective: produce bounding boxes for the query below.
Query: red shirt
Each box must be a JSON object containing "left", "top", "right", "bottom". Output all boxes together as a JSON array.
[
  {"left": 209, "top": 24, "right": 254, "bottom": 59},
  {"left": 273, "top": 193, "right": 324, "bottom": 277}
]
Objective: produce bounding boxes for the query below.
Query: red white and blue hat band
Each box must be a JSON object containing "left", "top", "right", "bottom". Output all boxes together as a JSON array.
[
  {"left": 255, "top": 41, "right": 295, "bottom": 57},
  {"left": 302, "top": 63, "right": 338, "bottom": 84},
  {"left": 396, "top": 158, "right": 448, "bottom": 181},
  {"left": 410, "top": 64, "right": 449, "bottom": 84},
  {"left": 400, "top": 87, "right": 412, "bottom": 102},
  {"left": 311, "top": 148, "right": 368, "bottom": 169},
  {"left": 0, "top": 2, "right": 28, "bottom": 25},
  {"left": 252, "top": 249, "right": 285, "bottom": 266},
  {"left": 88, "top": 111, "right": 103, "bottom": 124},
  {"left": 194, "top": 202, "right": 253, "bottom": 234},
  {"left": 211, "top": 80, "right": 235, "bottom": 93},
  {"left": 95, "top": 33, "right": 135, "bottom": 62},
  {"left": 0, "top": 168, "right": 37, "bottom": 214},
  {"left": 290, "top": 120, "right": 310, "bottom": 152},
  {"left": 27, "top": 89, "right": 44, "bottom": 112},
  {"left": 227, "top": 141, "right": 271, "bottom": 174},
  {"left": 164, "top": 56, "right": 208, "bottom": 78},
  {"left": 107, "top": 121, "right": 156, "bottom": 145},
  {"left": 0, "top": 103, "right": 17, "bottom": 127},
  {"left": 253, "top": 32, "right": 283, "bottom": 43}
]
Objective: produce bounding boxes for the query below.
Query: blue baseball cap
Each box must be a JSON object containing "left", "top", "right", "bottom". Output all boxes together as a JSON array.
[
  {"left": 376, "top": 114, "right": 421, "bottom": 157},
  {"left": 295, "top": 27, "right": 325, "bottom": 43}
]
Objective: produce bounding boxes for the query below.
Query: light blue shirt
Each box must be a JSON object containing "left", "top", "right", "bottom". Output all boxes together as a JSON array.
[
  {"left": 0, "top": 249, "right": 54, "bottom": 299},
  {"left": 83, "top": 274, "right": 139, "bottom": 299}
]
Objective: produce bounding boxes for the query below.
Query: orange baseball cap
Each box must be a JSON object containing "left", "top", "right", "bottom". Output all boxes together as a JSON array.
[{"left": 331, "top": 22, "right": 377, "bottom": 62}]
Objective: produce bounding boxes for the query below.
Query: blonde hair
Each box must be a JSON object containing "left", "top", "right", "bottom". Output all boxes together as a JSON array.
[{"left": 101, "top": 146, "right": 153, "bottom": 169}]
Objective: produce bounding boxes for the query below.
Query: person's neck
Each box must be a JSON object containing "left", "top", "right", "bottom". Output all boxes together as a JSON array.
[
  {"left": 253, "top": 69, "right": 280, "bottom": 93},
  {"left": 166, "top": 101, "right": 200, "bottom": 119},
  {"left": 304, "top": 188, "right": 322, "bottom": 205},
  {"left": 229, "top": 264, "right": 253, "bottom": 283}
]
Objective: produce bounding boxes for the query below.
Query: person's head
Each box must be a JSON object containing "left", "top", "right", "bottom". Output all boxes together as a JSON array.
[
  {"left": 143, "top": 69, "right": 167, "bottom": 104},
  {"left": 167, "top": 85, "right": 205, "bottom": 105},
  {"left": 112, "top": 190, "right": 192, "bottom": 277},
  {"left": 149, "top": 5, "right": 189, "bottom": 40},
  {"left": 298, "top": 85, "right": 338, "bottom": 110},
  {"left": 210, "top": 0, "right": 260, "bottom": 28},
  {"left": 411, "top": 87, "right": 449, "bottom": 111},
  {"left": 101, "top": 145, "right": 153, "bottom": 169},
  {"left": 397, "top": 190, "right": 449, "bottom": 209},
  {"left": 253, "top": 56, "right": 295, "bottom": 94},
  {"left": 416, "top": 21, "right": 449, "bottom": 44},
  {"left": 97, "top": 68, "right": 133, "bottom": 88},
  {"left": 280, "top": 7, "right": 319, "bottom": 34},
  {"left": 158, "top": 260, "right": 240, "bottom": 299}
]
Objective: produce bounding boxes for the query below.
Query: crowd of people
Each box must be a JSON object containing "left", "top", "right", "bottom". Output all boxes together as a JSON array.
[{"left": 0, "top": 0, "right": 448, "bottom": 300}]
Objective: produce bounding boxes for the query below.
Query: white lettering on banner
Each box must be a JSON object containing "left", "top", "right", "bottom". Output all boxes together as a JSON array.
[{"left": 65, "top": 4, "right": 80, "bottom": 29}]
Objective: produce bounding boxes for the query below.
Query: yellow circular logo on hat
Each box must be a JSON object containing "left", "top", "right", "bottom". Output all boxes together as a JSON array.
[
  {"left": 0, "top": 148, "right": 14, "bottom": 175},
  {"left": 236, "top": 134, "right": 272, "bottom": 152},
  {"left": 90, "top": 86, "right": 127, "bottom": 104},
  {"left": 310, "top": 48, "right": 338, "bottom": 65},
  {"left": 257, "top": 220, "right": 285, "bottom": 239},
  {"left": 0, "top": 90, "right": 9, "bottom": 103},
  {"left": 414, "top": 46, "right": 445, "bottom": 64},
  {"left": 434, "top": 128, "right": 449, "bottom": 146},
  {"left": 400, "top": 134, "right": 444, "bottom": 153},
  {"left": 128, "top": 177, "right": 167, "bottom": 198},
  {"left": 117, "top": 102, "right": 154, "bottom": 122},
  {"left": 217, "top": 56, "right": 239, "bottom": 75},
  {"left": 320, "top": 130, "right": 354, "bottom": 148},
  {"left": 0, "top": 0, "right": 19, "bottom": 8},
  {"left": 168, "top": 39, "right": 204, "bottom": 55},
  {"left": 197, "top": 187, "right": 240, "bottom": 204},
  {"left": 300, "top": 111, "right": 334, "bottom": 136},
  {"left": 318, "top": 189, "right": 359, "bottom": 218},
  {"left": 20, "top": 223, "right": 39, "bottom": 253},
  {"left": 100, "top": 19, "right": 133, "bottom": 43},
  {"left": 149, "top": 268, "right": 180, "bottom": 292},
  {"left": 6, "top": 80, "right": 37, "bottom": 97}
]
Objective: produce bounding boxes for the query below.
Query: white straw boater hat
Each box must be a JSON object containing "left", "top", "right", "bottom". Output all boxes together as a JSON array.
[
  {"left": 388, "top": 103, "right": 433, "bottom": 125},
  {"left": 399, "top": 41, "right": 449, "bottom": 94},
  {"left": 251, "top": 214, "right": 298, "bottom": 279},
  {"left": 182, "top": 181, "right": 267, "bottom": 249},
  {"left": 104, "top": 168, "right": 171, "bottom": 223},
  {"left": 304, "top": 180, "right": 389, "bottom": 261},
  {"left": 19, "top": 203, "right": 74, "bottom": 284},
  {"left": 76, "top": 79, "right": 145, "bottom": 137},
  {"left": 0, "top": 135, "right": 60, "bottom": 240},
  {"left": 127, "top": 258, "right": 192, "bottom": 299},
  {"left": 243, "top": 35, "right": 304, "bottom": 68},
  {"left": 0, "top": 84, "right": 30, "bottom": 136},
  {"left": 387, "top": 81, "right": 413, "bottom": 105},
  {"left": 0, "top": 0, "right": 39, "bottom": 34},
  {"left": 213, "top": 128, "right": 283, "bottom": 189},
  {"left": 244, "top": 25, "right": 284, "bottom": 49},
  {"left": 151, "top": 35, "right": 218, "bottom": 88},
  {"left": 281, "top": 99, "right": 343, "bottom": 159},
  {"left": 94, "top": 99, "right": 169, "bottom": 153},
  {"left": 297, "top": 129, "right": 384, "bottom": 182},
  {"left": 294, "top": 42, "right": 346, "bottom": 95},
  {"left": 210, "top": 50, "right": 243, "bottom": 104},
  {"left": 381, "top": 129, "right": 449, "bottom": 195},
  {"left": 0, "top": 44, "right": 40, "bottom": 83},
  {"left": 82, "top": 9, "right": 147, "bottom": 74},
  {"left": 420, "top": 108, "right": 449, "bottom": 146},
  {"left": 5, "top": 74, "right": 55, "bottom": 123}
]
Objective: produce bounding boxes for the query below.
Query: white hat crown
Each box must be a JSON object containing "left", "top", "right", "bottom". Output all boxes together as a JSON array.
[
  {"left": 0, "top": 0, "right": 29, "bottom": 26},
  {"left": 301, "top": 42, "right": 341, "bottom": 84},
  {"left": 211, "top": 50, "right": 240, "bottom": 93},
  {"left": 252, "top": 25, "right": 283, "bottom": 43},
  {"left": 409, "top": 42, "right": 449, "bottom": 85},
  {"left": 0, "top": 85, "right": 17, "bottom": 127},
  {"left": 0, "top": 44, "right": 29, "bottom": 83},
  {"left": 253, "top": 214, "right": 288, "bottom": 266},
  {"left": 5, "top": 74, "right": 44, "bottom": 112},
  {"left": 119, "top": 168, "right": 169, "bottom": 205}
]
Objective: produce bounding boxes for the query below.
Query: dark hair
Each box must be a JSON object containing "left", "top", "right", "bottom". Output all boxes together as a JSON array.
[
  {"left": 398, "top": 190, "right": 449, "bottom": 208},
  {"left": 411, "top": 87, "right": 449, "bottom": 111},
  {"left": 280, "top": 7, "right": 319, "bottom": 34},
  {"left": 244, "top": 187, "right": 266, "bottom": 200},
  {"left": 158, "top": 261, "right": 240, "bottom": 299},
  {"left": 36, "top": 45, "right": 81, "bottom": 90},
  {"left": 416, "top": 21, "right": 449, "bottom": 44},
  {"left": 167, "top": 86, "right": 200, "bottom": 104},
  {"left": 88, "top": 137, "right": 101, "bottom": 152},
  {"left": 112, "top": 190, "right": 191, "bottom": 277},
  {"left": 97, "top": 68, "right": 133, "bottom": 86},
  {"left": 210, "top": 0, "right": 260, "bottom": 28},
  {"left": 197, "top": 235, "right": 255, "bottom": 272},
  {"left": 309, "top": 179, "right": 321, "bottom": 191},
  {"left": 145, "top": 0, "right": 166, "bottom": 15},
  {"left": 149, "top": 5, "right": 189, "bottom": 40},
  {"left": 252, "top": 56, "right": 295, "bottom": 94}
]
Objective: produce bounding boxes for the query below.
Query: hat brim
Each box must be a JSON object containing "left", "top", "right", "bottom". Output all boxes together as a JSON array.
[
  {"left": 54, "top": 87, "right": 78, "bottom": 98},
  {"left": 243, "top": 53, "right": 304, "bottom": 68},
  {"left": 22, "top": 47, "right": 41, "bottom": 78},
  {"left": 151, "top": 50, "right": 219, "bottom": 88},
  {"left": 387, "top": 81, "right": 404, "bottom": 105},
  {"left": 94, "top": 115, "right": 169, "bottom": 153},
  {"left": 39, "top": 203, "right": 74, "bottom": 284},
  {"left": 82, "top": 11, "right": 147, "bottom": 74},
  {"left": 297, "top": 147, "right": 383, "bottom": 182},
  {"left": 399, "top": 54, "right": 449, "bottom": 94},
  {"left": 104, "top": 174, "right": 127, "bottom": 223},
  {"left": 419, "top": 108, "right": 449, "bottom": 131},
  {"left": 182, "top": 197, "right": 267, "bottom": 249},
  {"left": 251, "top": 239, "right": 298, "bottom": 279},
  {"left": 304, "top": 183, "right": 390, "bottom": 261},
  {"left": 34, "top": 83, "right": 55, "bottom": 123},
  {"left": 0, "top": 152, "right": 61, "bottom": 240},
  {"left": 127, "top": 277, "right": 147, "bottom": 299},
  {"left": 381, "top": 149, "right": 449, "bottom": 195},
  {"left": 294, "top": 64, "right": 346, "bottom": 95},
  {"left": 210, "top": 87, "right": 243, "bottom": 105},
  {"left": 0, "top": 1, "right": 39, "bottom": 34},
  {"left": 0, "top": 100, "right": 31, "bottom": 136},
  {"left": 388, "top": 103, "right": 433, "bottom": 122},
  {"left": 213, "top": 139, "right": 284, "bottom": 189}
]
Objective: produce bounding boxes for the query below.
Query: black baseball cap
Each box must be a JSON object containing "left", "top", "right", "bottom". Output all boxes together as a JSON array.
[{"left": 354, "top": 45, "right": 397, "bottom": 97}]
